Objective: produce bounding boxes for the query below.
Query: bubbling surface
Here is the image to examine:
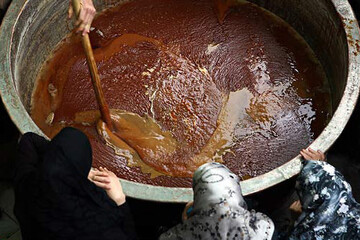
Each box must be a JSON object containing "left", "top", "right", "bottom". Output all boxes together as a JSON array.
[{"left": 31, "top": 0, "right": 332, "bottom": 187}]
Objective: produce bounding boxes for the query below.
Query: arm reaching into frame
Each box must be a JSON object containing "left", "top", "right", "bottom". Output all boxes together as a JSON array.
[{"left": 68, "top": 0, "right": 96, "bottom": 36}]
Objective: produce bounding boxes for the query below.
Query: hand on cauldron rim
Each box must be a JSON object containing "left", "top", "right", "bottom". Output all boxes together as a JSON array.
[
  {"left": 68, "top": 0, "right": 96, "bottom": 36},
  {"left": 88, "top": 167, "right": 126, "bottom": 206},
  {"left": 300, "top": 148, "right": 326, "bottom": 162}
]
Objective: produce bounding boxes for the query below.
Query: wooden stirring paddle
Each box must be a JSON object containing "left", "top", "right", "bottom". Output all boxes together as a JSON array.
[{"left": 71, "top": 0, "right": 113, "bottom": 130}]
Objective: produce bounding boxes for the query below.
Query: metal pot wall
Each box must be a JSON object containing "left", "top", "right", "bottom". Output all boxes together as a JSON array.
[{"left": 0, "top": 0, "right": 359, "bottom": 202}]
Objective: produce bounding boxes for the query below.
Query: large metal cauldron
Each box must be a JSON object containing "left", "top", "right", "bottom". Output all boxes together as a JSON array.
[{"left": 0, "top": 0, "right": 359, "bottom": 202}]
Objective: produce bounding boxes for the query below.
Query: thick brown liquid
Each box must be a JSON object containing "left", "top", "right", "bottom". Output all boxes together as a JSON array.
[{"left": 31, "top": 0, "right": 332, "bottom": 186}]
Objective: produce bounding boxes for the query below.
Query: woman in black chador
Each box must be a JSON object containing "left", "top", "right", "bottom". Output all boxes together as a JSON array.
[{"left": 13, "top": 127, "right": 137, "bottom": 240}]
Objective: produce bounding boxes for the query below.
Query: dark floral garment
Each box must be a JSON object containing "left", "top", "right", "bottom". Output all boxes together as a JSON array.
[{"left": 289, "top": 160, "right": 360, "bottom": 240}]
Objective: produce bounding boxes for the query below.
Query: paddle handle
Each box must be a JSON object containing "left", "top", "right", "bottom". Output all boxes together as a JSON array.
[{"left": 72, "top": 0, "right": 113, "bottom": 130}]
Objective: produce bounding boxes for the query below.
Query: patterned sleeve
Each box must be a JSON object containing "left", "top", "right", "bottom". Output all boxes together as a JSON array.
[
  {"left": 289, "top": 160, "right": 360, "bottom": 239},
  {"left": 296, "top": 160, "right": 352, "bottom": 211}
]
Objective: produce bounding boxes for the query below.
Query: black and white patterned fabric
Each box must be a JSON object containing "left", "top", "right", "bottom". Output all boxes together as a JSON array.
[
  {"left": 160, "top": 162, "right": 274, "bottom": 240},
  {"left": 289, "top": 160, "right": 360, "bottom": 240}
]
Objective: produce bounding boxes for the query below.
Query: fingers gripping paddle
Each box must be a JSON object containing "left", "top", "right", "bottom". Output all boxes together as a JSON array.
[{"left": 71, "top": 0, "right": 113, "bottom": 130}]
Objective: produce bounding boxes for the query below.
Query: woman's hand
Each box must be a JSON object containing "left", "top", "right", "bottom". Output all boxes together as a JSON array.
[
  {"left": 88, "top": 167, "right": 126, "bottom": 206},
  {"left": 289, "top": 200, "right": 302, "bottom": 220},
  {"left": 300, "top": 148, "right": 326, "bottom": 161},
  {"left": 68, "top": 0, "right": 96, "bottom": 36}
]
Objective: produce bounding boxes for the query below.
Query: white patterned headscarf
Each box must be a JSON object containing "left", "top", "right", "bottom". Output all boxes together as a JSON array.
[{"left": 160, "top": 162, "right": 274, "bottom": 240}]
